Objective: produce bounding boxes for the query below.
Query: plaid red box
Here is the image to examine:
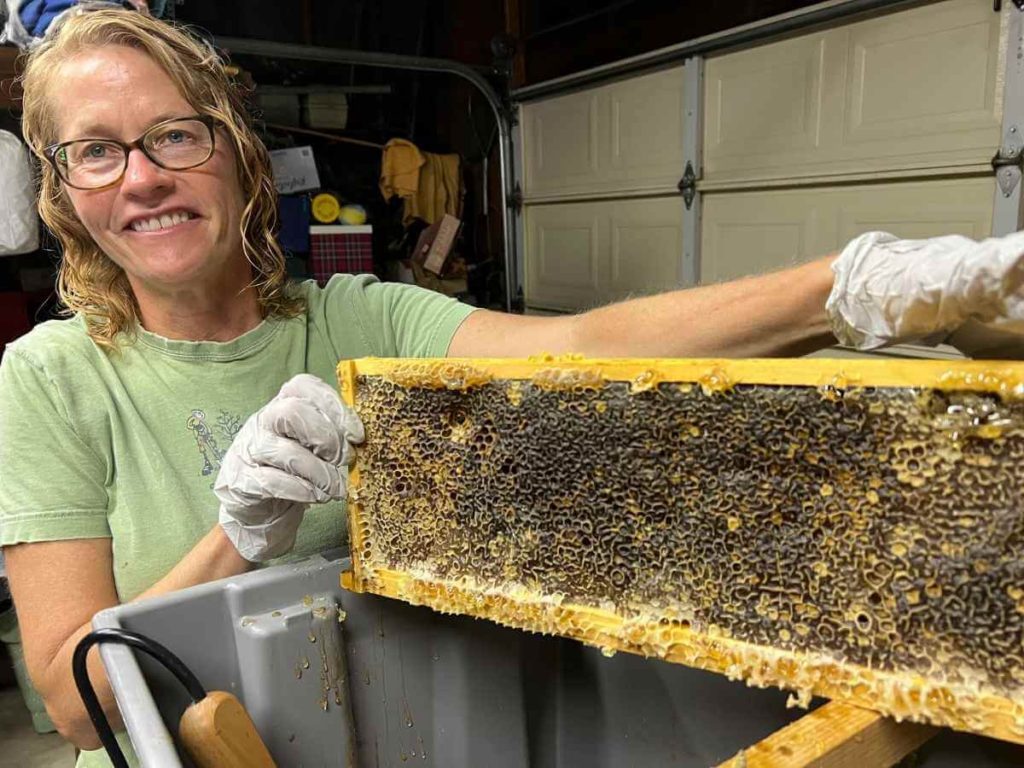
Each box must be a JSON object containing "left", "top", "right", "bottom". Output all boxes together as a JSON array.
[{"left": 309, "top": 225, "right": 373, "bottom": 285}]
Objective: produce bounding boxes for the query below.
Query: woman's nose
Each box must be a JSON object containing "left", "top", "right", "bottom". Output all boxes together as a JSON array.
[{"left": 120, "top": 147, "right": 173, "bottom": 196}]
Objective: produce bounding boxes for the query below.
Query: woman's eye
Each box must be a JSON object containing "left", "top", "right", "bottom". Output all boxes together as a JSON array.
[
  {"left": 157, "top": 129, "right": 196, "bottom": 146},
  {"left": 85, "top": 144, "right": 107, "bottom": 158}
]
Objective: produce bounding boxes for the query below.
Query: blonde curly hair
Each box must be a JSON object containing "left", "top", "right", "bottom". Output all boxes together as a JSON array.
[{"left": 19, "top": 6, "right": 303, "bottom": 348}]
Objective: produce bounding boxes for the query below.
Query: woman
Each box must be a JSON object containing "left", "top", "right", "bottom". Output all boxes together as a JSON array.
[
  {"left": 1, "top": 8, "right": 476, "bottom": 764},
  {"left": 3, "top": 7, "right": 1023, "bottom": 766}
]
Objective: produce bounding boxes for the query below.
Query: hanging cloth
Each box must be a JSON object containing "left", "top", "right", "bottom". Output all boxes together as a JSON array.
[
  {"left": 19, "top": 0, "right": 75, "bottom": 38},
  {"left": 2, "top": 0, "right": 164, "bottom": 49},
  {"left": 0, "top": 130, "right": 39, "bottom": 256},
  {"left": 379, "top": 138, "right": 462, "bottom": 227},
  {"left": 379, "top": 138, "right": 425, "bottom": 202},
  {"left": 403, "top": 152, "right": 461, "bottom": 227},
  {"left": 1, "top": 0, "right": 33, "bottom": 47}
]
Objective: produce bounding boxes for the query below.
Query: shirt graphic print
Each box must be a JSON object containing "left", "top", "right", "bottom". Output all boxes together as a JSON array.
[{"left": 187, "top": 408, "right": 242, "bottom": 478}]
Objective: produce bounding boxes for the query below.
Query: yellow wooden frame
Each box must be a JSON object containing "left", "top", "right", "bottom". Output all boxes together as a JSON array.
[{"left": 338, "top": 356, "right": 1024, "bottom": 745}]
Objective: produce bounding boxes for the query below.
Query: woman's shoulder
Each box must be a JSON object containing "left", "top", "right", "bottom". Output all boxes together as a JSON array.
[
  {"left": 297, "top": 274, "right": 380, "bottom": 304},
  {"left": 299, "top": 273, "right": 444, "bottom": 316},
  {"left": 3, "top": 315, "right": 99, "bottom": 373}
]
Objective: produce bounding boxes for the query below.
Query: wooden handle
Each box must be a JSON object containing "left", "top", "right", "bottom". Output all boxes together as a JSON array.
[{"left": 179, "top": 690, "right": 276, "bottom": 768}]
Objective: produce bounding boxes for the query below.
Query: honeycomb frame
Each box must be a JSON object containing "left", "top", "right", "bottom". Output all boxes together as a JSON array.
[{"left": 338, "top": 356, "right": 1024, "bottom": 743}]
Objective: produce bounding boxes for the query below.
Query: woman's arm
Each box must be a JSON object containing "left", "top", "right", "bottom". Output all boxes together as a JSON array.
[
  {"left": 448, "top": 256, "right": 837, "bottom": 359},
  {"left": 4, "top": 526, "right": 251, "bottom": 750}
]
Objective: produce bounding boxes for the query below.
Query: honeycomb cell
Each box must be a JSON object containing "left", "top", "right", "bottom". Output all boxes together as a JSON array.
[{"left": 339, "top": 357, "right": 1024, "bottom": 744}]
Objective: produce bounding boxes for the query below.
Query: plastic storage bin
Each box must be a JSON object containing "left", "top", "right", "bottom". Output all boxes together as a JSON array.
[{"left": 94, "top": 553, "right": 1024, "bottom": 767}]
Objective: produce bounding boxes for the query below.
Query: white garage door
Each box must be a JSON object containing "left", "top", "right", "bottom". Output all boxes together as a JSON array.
[
  {"left": 520, "top": 65, "right": 689, "bottom": 311},
  {"left": 516, "top": 0, "right": 1017, "bottom": 355}
]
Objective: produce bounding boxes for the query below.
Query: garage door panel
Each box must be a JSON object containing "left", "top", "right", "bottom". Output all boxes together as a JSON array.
[
  {"left": 525, "top": 197, "right": 685, "bottom": 310},
  {"left": 521, "top": 67, "right": 685, "bottom": 199},
  {"left": 521, "top": 0, "right": 1004, "bottom": 323},
  {"left": 835, "top": 177, "right": 994, "bottom": 243},
  {"left": 702, "top": 178, "right": 995, "bottom": 285},
  {"left": 850, "top": 24, "right": 993, "bottom": 128},
  {"left": 844, "top": 1, "right": 1000, "bottom": 148},
  {"left": 608, "top": 197, "right": 685, "bottom": 297},
  {"left": 701, "top": 192, "right": 826, "bottom": 283},
  {"left": 703, "top": 0, "right": 1004, "bottom": 183},
  {"left": 523, "top": 92, "right": 601, "bottom": 194},
  {"left": 525, "top": 204, "right": 603, "bottom": 310},
  {"left": 705, "top": 35, "right": 827, "bottom": 162},
  {"left": 607, "top": 68, "right": 685, "bottom": 189}
]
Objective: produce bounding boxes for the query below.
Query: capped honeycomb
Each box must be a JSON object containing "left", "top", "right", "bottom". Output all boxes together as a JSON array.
[{"left": 338, "top": 357, "right": 1024, "bottom": 744}]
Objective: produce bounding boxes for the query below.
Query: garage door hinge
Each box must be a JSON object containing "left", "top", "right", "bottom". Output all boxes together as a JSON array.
[
  {"left": 992, "top": 126, "right": 1024, "bottom": 197},
  {"left": 994, "top": 1, "right": 1024, "bottom": 12},
  {"left": 508, "top": 182, "right": 523, "bottom": 211},
  {"left": 678, "top": 162, "right": 699, "bottom": 209}
]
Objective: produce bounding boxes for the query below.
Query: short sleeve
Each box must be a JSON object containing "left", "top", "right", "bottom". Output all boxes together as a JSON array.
[
  {"left": 0, "top": 348, "right": 111, "bottom": 545},
  {"left": 309, "top": 275, "right": 478, "bottom": 360}
]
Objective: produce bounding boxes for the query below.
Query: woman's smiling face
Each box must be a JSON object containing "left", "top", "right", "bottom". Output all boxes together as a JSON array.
[{"left": 51, "top": 45, "right": 249, "bottom": 298}]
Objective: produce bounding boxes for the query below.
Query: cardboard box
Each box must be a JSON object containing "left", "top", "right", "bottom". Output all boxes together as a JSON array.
[
  {"left": 269, "top": 146, "right": 321, "bottom": 194},
  {"left": 413, "top": 214, "right": 461, "bottom": 276}
]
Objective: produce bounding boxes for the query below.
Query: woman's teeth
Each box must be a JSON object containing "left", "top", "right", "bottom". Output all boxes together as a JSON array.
[{"left": 130, "top": 211, "right": 194, "bottom": 232}]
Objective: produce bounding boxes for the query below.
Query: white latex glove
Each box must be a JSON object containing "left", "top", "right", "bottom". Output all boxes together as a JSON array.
[
  {"left": 826, "top": 230, "right": 1024, "bottom": 350},
  {"left": 216, "top": 374, "right": 364, "bottom": 562}
]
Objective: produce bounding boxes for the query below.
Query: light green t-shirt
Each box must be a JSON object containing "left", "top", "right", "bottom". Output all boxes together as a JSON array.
[{"left": 0, "top": 274, "right": 475, "bottom": 767}]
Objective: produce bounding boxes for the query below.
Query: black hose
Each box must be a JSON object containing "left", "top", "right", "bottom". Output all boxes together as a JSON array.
[{"left": 72, "top": 628, "right": 208, "bottom": 768}]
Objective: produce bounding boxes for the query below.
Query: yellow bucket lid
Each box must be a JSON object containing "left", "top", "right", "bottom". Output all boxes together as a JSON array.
[{"left": 312, "top": 193, "right": 341, "bottom": 224}]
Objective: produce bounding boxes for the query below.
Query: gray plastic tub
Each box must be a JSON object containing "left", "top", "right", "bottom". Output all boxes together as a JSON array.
[{"left": 94, "top": 552, "right": 1024, "bottom": 767}]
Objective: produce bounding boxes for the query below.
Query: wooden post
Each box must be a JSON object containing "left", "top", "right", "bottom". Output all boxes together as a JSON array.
[{"left": 503, "top": 0, "right": 526, "bottom": 88}]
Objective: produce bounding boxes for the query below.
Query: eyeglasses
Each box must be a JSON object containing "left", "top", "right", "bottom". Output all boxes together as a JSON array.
[{"left": 44, "top": 115, "right": 218, "bottom": 190}]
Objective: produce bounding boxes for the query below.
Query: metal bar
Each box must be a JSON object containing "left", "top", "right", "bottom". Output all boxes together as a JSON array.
[
  {"left": 992, "top": 3, "right": 1024, "bottom": 235},
  {"left": 681, "top": 56, "right": 703, "bottom": 287},
  {"left": 256, "top": 85, "right": 393, "bottom": 95},
  {"left": 512, "top": 0, "right": 928, "bottom": 102},
  {"left": 500, "top": 125, "right": 520, "bottom": 311},
  {"left": 523, "top": 0, "right": 645, "bottom": 42},
  {"left": 406, "top": 0, "right": 430, "bottom": 142},
  {"left": 510, "top": 104, "right": 526, "bottom": 307},
  {"left": 219, "top": 37, "right": 519, "bottom": 312},
  {"left": 263, "top": 123, "right": 384, "bottom": 150}
]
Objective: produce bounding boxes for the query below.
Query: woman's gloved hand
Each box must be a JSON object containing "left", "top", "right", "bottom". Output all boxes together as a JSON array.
[
  {"left": 826, "top": 230, "right": 1024, "bottom": 350},
  {"left": 215, "top": 374, "right": 364, "bottom": 562}
]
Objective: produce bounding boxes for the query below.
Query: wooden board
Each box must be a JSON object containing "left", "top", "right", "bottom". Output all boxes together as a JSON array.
[
  {"left": 716, "top": 702, "right": 936, "bottom": 768},
  {"left": 339, "top": 356, "right": 1024, "bottom": 744}
]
